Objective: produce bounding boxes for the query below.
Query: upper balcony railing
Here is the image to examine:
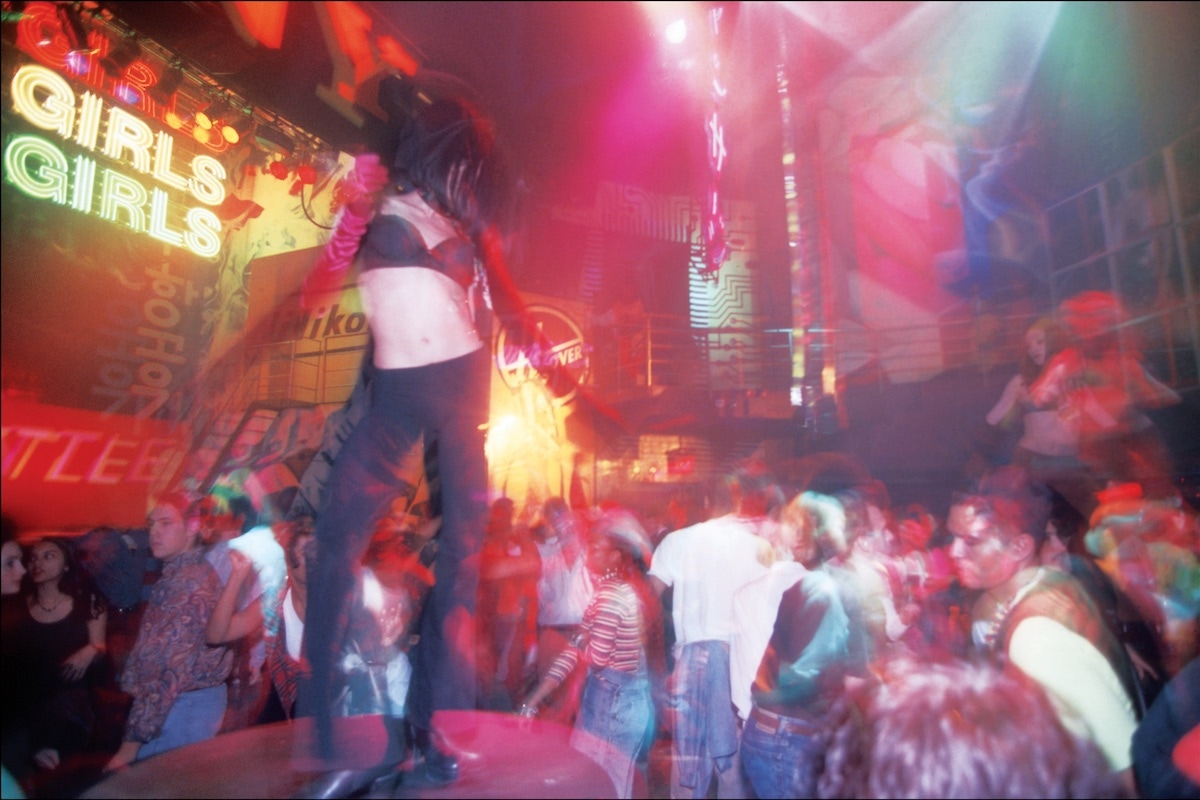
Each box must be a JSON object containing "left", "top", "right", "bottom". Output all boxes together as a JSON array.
[{"left": 243, "top": 302, "right": 1196, "bottom": 409}]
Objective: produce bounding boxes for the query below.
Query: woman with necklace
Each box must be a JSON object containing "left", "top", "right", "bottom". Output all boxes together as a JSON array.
[
  {"left": 519, "top": 509, "right": 665, "bottom": 799},
  {"left": 5, "top": 536, "right": 107, "bottom": 795}
]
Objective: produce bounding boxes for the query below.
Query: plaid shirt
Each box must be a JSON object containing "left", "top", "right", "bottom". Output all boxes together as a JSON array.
[{"left": 263, "top": 580, "right": 305, "bottom": 717}]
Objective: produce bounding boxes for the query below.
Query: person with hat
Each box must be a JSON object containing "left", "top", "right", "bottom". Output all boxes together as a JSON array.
[{"left": 519, "top": 509, "right": 665, "bottom": 799}]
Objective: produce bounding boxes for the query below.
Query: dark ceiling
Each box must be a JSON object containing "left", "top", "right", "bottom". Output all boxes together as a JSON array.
[
  {"left": 97, "top": 2, "right": 1200, "bottom": 207},
  {"left": 100, "top": 1, "right": 710, "bottom": 195}
]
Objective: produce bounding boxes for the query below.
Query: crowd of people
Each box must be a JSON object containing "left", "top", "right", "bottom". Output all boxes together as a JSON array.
[
  {"left": 1, "top": 439, "right": 1197, "bottom": 799},
  {"left": 2, "top": 62, "right": 1197, "bottom": 800}
]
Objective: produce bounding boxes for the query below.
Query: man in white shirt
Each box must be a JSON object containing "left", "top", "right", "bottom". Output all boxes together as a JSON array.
[
  {"left": 530, "top": 497, "right": 593, "bottom": 725},
  {"left": 649, "top": 465, "right": 776, "bottom": 799}
]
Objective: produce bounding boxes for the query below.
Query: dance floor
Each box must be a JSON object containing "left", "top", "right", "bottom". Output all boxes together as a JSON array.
[{"left": 82, "top": 710, "right": 616, "bottom": 799}]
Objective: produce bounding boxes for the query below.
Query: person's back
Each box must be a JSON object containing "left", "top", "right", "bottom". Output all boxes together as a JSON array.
[
  {"left": 649, "top": 465, "right": 776, "bottom": 799},
  {"left": 651, "top": 515, "right": 773, "bottom": 646}
]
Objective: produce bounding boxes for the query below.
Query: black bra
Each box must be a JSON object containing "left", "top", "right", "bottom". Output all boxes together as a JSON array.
[{"left": 359, "top": 212, "right": 476, "bottom": 288}]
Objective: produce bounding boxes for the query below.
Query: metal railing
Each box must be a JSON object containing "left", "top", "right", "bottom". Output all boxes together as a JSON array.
[{"left": 240, "top": 304, "right": 1197, "bottom": 408}]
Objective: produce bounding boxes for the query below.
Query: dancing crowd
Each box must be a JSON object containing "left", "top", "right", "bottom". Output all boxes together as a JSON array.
[
  {"left": 2, "top": 437, "right": 1198, "bottom": 799},
  {"left": 2, "top": 68, "right": 1198, "bottom": 800}
]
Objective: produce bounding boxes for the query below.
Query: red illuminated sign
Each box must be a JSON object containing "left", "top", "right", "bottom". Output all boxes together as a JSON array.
[{"left": 1, "top": 399, "right": 185, "bottom": 530}]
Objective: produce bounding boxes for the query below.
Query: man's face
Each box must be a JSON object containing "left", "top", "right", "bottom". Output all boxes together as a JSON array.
[
  {"left": 192, "top": 495, "right": 238, "bottom": 545},
  {"left": 947, "top": 503, "right": 1025, "bottom": 590},
  {"left": 148, "top": 503, "right": 193, "bottom": 560}
]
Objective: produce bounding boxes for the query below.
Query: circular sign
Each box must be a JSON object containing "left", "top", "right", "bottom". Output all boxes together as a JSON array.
[{"left": 494, "top": 305, "right": 589, "bottom": 403}]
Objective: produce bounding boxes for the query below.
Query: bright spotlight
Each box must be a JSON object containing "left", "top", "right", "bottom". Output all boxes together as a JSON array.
[{"left": 665, "top": 19, "right": 688, "bottom": 44}]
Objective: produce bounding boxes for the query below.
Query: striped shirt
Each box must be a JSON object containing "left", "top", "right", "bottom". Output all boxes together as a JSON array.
[{"left": 546, "top": 579, "right": 643, "bottom": 682}]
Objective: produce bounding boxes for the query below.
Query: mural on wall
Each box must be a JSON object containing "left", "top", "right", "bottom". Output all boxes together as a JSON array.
[{"left": 804, "top": 3, "right": 1063, "bottom": 384}]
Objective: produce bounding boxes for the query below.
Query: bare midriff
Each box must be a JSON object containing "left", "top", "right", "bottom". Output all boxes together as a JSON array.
[{"left": 359, "top": 265, "right": 483, "bottom": 369}]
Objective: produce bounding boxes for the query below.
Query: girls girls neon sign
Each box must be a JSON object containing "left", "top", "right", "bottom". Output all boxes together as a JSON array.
[{"left": 4, "top": 63, "right": 225, "bottom": 259}]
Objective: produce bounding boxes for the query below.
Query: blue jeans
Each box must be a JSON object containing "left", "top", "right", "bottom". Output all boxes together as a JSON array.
[
  {"left": 302, "top": 349, "right": 489, "bottom": 760},
  {"left": 571, "top": 666, "right": 654, "bottom": 800},
  {"left": 137, "top": 684, "right": 227, "bottom": 761},
  {"left": 668, "top": 641, "right": 745, "bottom": 798},
  {"left": 739, "top": 706, "right": 823, "bottom": 799}
]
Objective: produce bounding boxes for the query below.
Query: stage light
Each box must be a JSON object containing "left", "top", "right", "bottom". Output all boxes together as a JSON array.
[
  {"left": 148, "top": 61, "right": 185, "bottom": 106},
  {"left": 2, "top": 1, "right": 28, "bottom": 24},
  {"left": 100, "top": 35, "right": 141, "bottom": 78},
  {"left": 267, "top": 159, "right": 290, "bottom": 180},
  {"left": 296, "top": 160, "right": 317, "bottom": 185},
  {"left": 195, "top": 97, "right": 231, "bottom": 130},
  {"left": 665, "top": 19, "right": 688, "bottom": 44},
  {"left": 56, "top": 3, "right": 96, "bottom": 55},
  {"left": 221, "top": 111, "right": 254, "bottom": 145}
]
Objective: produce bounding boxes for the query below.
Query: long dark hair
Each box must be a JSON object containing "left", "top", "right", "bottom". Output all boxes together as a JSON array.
[
  {"left": 22, "top": 536, "right": 105, "bottom": 621},
  {"left": 382, "top": 71, "right": 511, "bottom": 244},
  {"left": 1019, "top": 316, "right": 1067, "bottom": 384}
]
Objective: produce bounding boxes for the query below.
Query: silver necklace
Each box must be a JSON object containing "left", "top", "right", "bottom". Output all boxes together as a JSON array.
[{"left": 35, "top": 594, "right": 66, "bottom": 614}]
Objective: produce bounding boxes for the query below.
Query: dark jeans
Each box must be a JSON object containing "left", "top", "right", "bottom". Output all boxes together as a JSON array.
[
  {"left": 740, "top": 705, "right": 823, "bottom": 799},
  {"left": 302, "top": 348, "right": 489, "bottom": 760}
]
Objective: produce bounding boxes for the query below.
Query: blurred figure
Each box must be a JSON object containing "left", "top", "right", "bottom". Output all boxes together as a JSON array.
[
  {"left": 948, "top": 467, "right": 1138, "bottom": 789},
  {"left": 297, "top": 72, "right": 515, "bottom": 790},
  {"left": 1029, "top": 291, "right": 1181, "bottom": 500},
  {"left": 5, "top": 537, "right": 107, "bottom": 796},
  {"left": 1084, "top": 488, "right": 1199, "bottom": 680},
  {"left": 521, "top": 509, "right": 664, "bottom": 799},
  {"left": 104, "top": 493, "right": 231, "bottom": 772},
  {"left": 732, "top": 491, "right": 869, "bottom": 799},
  {"left": 831, "top": 481, "right": 914, "bottom": 657},
  {"left": 477, "top": 497, "right": 541, "bottom": 711},
  {"left": 891, "top": 503, "right": 970, "bottom": 656},
  {"left": 1038, "top": 513, "right": 1166, "bottom": 718},
  {"left": 815, "top": 654, "right": 1131, "bottom": 799},
  {"left": 193, "top": 485, "right": 283, "bottom": 733},
  {"left": 530, "top": 497, "right": 594, "bottom": 726},
  {"left": 649, "top": 463, "right": 777, "bottom": 799},
  {"left": 1, "top": 515, "right": 26, "bottom": 595},
  {"left": 1, "top": 517, "right": 26, "bottom": 800},
  {"left": 74, "top": 525, "right": 157, "bottom": 684},
  {"left": 294, "top": 518, "right": 435, "bottom": 800},
  {"left": 260, "top": 517, "right": 317, "bottom": 722},
  {"left": 987, "top": 317, "right": 1096, "bottom": 520},
  {"left": 1132, "top": 657, "right": 1200, "bottom": 799}
]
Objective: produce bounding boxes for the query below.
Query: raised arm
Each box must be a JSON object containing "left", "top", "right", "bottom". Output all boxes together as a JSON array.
[
  {"left": 300, "top": 152, "right": 391, "bottom": 312},
  {"left": 986, "top": 374, "right": 1026, "bottom": 427},
  {"left": 206, "top": 549, "right": 264, "bottom": 644}
]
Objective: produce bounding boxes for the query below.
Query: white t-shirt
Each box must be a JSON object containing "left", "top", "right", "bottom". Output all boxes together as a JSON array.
[
  {"left": 649, "top": 515, "right": 774, "bottom": 645},
  {"left": 729, "top": 562, "right": 808, "bottom": 721},
  {"left": 283, "top": 585, "right": 304, "bottom": 661}
]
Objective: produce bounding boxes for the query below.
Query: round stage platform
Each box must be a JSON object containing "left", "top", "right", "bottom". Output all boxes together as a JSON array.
[{"left": 82, "top": 710, "right": 616, "bottom": 799}]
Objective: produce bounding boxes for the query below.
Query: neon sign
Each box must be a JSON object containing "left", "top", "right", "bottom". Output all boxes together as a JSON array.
[{"left": 4, "top": 63, "right": 225, "bottom": 259}]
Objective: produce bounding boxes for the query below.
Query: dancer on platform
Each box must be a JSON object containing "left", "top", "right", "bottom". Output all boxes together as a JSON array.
[{"left": 294, "top": 70, "right": 510, "bottom": 793}]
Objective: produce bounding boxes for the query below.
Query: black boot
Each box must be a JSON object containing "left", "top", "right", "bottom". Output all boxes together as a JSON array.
[
  {"left": 397, "top": 725, "right": 458, "bottom": 790},
  {"left": 291, "top": 762, "right": 399, "bottom": 799}
]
